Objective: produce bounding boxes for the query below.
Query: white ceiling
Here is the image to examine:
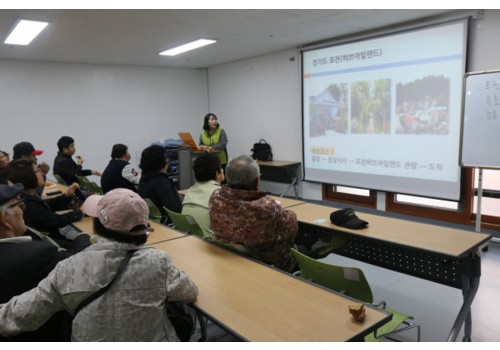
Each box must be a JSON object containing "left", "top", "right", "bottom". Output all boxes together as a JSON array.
[{"left": 0, "top": 9, "right": 459, "bottom": 69}]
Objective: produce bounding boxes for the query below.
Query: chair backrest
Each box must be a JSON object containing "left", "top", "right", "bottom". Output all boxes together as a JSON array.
[
  {"left": 53, "top": 174, "right": 67, "bottom": 185},
  {"left": 76, "top": 175, "right": 104, "bottom": 195},
  {"left": 143, "top": 198, "right": 162, "bottom": 223},
  {"left": 27, "top": 226, "right": 65, "bottom": 251},
  {"left": 213, "top": 241, "right": 262, "bottom": 260},
  {"left": 164, "top": 208, "right": 204, "bottom": 238},
  {"left": 291, "top": 248, "right": 373, "bottom": 303}
]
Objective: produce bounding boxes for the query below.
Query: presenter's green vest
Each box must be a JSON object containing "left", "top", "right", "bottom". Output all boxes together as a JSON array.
[{"left": 201, "top": 128, "right": 228, "bottom": 165}]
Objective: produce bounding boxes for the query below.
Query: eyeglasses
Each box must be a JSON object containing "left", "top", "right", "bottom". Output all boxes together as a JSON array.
[{"left": 8, "top": 198, "right": 25, "bottom": 211}]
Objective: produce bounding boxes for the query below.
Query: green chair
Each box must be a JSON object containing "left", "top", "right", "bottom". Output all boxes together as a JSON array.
[
  {"left": 212, "top": 241, "right": 262, "bottom": 261},
  {"left": 291, "top": 248, "right": 420, "bottom": 342},
  {"left": 53, "top": 174, "right": 67, "bottom": 185},
  {"left": 27, "top": 226, "right": 65, "bottom": 251},
  {"left": 143, "top": 198, "right": 162, "bottom": 223},
  {"left": 164, "top": 208, "right": 204, "bottom": 238},
  {"left": 76, "top": 175, "right": 103, "bottom": 195}
]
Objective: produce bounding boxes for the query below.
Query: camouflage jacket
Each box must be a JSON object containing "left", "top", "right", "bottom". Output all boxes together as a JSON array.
[{"left": 209, "top": 186, "right": 297, "bottom": 272}]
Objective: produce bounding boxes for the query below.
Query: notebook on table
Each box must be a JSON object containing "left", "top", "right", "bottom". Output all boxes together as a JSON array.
[{"left": 178, "top": 132, "right": 201, "bottom": 151}]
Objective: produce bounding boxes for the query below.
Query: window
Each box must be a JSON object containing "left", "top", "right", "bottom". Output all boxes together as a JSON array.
[
  {"left": 323, "top": 168, "right": 500, "bottom": 232},
  {"left": 324, "top": 185, "right": 376, "bottom": 208}
]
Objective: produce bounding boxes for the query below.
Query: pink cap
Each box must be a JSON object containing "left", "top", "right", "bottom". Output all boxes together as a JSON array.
[{"left": 83, "top": 188, "right": 152, "bottom": 236}]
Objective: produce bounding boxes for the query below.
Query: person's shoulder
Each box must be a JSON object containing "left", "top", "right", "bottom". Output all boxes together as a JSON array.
[
  {"left": 0, "top": 239, "right": 58, "bottom": 261},
  {"left": 140, "top": 247, "right": 171, "bottom": 263},
  {"left": 54, "top": 153, "right": 71, "bottom": 163}
]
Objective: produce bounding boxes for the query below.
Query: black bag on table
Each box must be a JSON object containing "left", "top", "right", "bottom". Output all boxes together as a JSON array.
[
  {"left": 251, "top": 139, "right": 273, "bottom": 161},
  {"left": 166, "top": 302, "right": 195, "bottom": 342}
]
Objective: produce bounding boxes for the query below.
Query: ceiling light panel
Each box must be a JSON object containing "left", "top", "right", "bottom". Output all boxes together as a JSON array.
[
  {"left": 159, "top": 39, "right": 216, "bottom": 56},
  {"left": 4, "top": 19, "right": 49, "bottom": 46}
]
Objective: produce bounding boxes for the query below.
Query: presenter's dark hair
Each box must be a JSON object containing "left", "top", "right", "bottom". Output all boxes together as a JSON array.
[
  {"left": 8, "top": 159, "right": 38, "bottom": 190},
  {"left": 57, "top": 136, "right": 75, "bottom": 152},
  {"left": 193, "top": 153, "right": 221, "bottom": 182},
  {"left": 111, "top": 144, "right": 128, "bottom": 159},
  {"left": 93, "top": 218, "right": 147, "bottom": 245},
  {"left": 203, "top": 113, "right": 219, "bottom": 131},
  {"left": 139, "top": 145, "right": 167, "bottom": 174}
]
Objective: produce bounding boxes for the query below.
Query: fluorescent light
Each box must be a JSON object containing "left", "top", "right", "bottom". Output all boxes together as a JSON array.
[
  {"left": 4, "top": 20, "right": 49, "bottom": 45},
  {"left": 159, "top": 39, "right": 216, "bottom": 56}
]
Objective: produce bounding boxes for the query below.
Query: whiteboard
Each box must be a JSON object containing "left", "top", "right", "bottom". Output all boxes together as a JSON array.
[{"left": 460, "top": 70, "right": 500, "bottom": 169}]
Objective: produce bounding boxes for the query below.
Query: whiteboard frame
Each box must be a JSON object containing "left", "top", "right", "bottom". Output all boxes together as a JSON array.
[{"left": 459, "top": 69, "right": 500, "bottom": 169}]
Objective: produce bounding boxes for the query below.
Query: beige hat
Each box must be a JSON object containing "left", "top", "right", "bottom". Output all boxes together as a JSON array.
[{"left": 83, "top": 188, "right": 153, "bottom": 236}]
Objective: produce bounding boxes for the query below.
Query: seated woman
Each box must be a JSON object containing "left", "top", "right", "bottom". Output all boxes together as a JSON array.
[
  {"left": 182, "top": 153, "right": 224, "bottom": 238},
  {"left": 8, "top": 159, "right": 83, "bottom": 247},
  {"left": 137, "top": 145, "right": 182, "bottom": 224},
  {"left": 0, "top": 188, "right": 199, "bottom": 341}
]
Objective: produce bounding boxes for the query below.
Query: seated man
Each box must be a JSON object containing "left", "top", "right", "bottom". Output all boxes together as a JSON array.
[
  {"left": 0, "top": 183, "right": 90, "bottom": 341},
  {"left": 182, "top": 152, "right": 224, "bottom": 238},
  {"left": 53, "top": 136, "right": 101, "bottom": 186},
  {"left": 209, "top": 155, "right": 297, "bottom": 272},
  {"left": 101, "top": 144, "right": 141, "bottom": 193}
]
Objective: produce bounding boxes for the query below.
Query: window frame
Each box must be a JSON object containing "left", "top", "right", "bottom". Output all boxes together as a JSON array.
[{"left": 323, "top": 168, "right": 500, "bottom": 232}]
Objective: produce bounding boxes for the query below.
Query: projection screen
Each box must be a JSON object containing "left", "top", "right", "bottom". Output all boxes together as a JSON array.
[{"left": 302, "top": 20, "right": 468, "bottom": 201}]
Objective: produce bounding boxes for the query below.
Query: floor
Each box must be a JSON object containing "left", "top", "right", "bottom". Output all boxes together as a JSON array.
[{"left": 193, "top": 240, "right": 500, "bottom": 342}]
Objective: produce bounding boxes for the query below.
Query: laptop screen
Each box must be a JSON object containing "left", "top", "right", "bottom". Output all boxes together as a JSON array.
[{"left": 178, "top": 132, "right": 200, "bottom": 151}]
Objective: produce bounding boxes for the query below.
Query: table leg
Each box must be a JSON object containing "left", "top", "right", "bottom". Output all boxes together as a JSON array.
[
  {"left": 446, "top": 252, "right": 481, "bottom": 341},
  {"left": 280, "top": 177, "right": 298, "bottom": 199}
]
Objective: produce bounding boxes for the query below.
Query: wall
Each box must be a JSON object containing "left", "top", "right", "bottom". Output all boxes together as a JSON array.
[
  {"left": 207, "top": 9, "right": 500, "bottom": 201},
  {"left": 0, "top": 60, "right": 208, "bottom": 180},
  {"left": 467, "top": 9, "right": 500, "bottom": 71}
]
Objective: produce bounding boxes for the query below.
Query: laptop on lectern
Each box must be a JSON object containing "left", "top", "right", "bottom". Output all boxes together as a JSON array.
[{"left": 178, "top": 132, "right": 201, "bottom": 151}]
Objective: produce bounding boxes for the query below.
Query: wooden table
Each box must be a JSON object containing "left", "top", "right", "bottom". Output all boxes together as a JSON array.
[
  {"left": 41, "top": 182, "right": 67, "bottom": 200},
  {"left": 288, "top": 202, "right": 492, "bottom": 341},
  {"left": 268, "top": 195, "right": 306, "bottom": 208},
  {"left": 153, "top": 236, "right": 390, "bottom": 341},
  {"left": 257, "top": 160, "right": 301, "bottom": 198},
  {"left": 72, "top": 216, "right": 185, "bottom": 245}
]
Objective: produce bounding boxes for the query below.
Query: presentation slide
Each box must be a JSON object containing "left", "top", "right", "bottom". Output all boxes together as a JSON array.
[{"left": 302, "top": 20, "right": 467, "bottom": 200}]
